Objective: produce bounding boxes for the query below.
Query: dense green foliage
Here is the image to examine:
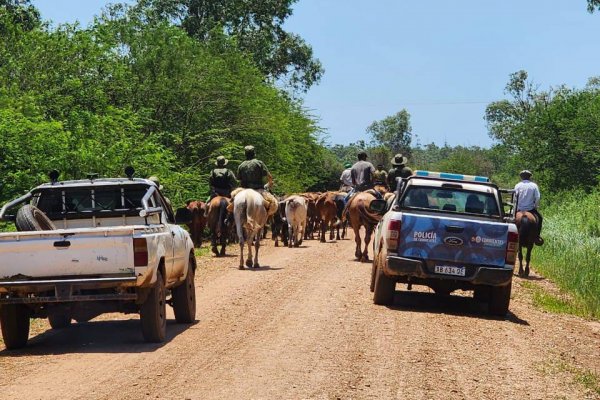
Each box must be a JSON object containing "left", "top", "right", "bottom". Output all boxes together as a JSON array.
[
  {"left": 533, "top": 191, "right": 600, "bottom": 318},
  {"left": 122, "top": 0, "right": 323, "bottom": 91},
  {"left": 0, "top": 2, "right": 336, "bottom": 208}
]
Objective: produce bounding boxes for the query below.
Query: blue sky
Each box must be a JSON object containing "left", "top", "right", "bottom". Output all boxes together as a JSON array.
[{"left": 34, "top": 0, "right": 600, "bottom": 148}]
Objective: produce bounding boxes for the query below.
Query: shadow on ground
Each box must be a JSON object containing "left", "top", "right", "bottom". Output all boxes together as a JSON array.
[
  {"left": 385, "top": 290, "right": 529, "bottom": 325},
  {"left": 1, "top": 319, "right": 196, "bottom": 356}
]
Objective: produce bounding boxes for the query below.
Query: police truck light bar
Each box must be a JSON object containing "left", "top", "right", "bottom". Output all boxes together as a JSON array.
[{"left": 415, "top": 170, "right": 490, "bottom": 183}]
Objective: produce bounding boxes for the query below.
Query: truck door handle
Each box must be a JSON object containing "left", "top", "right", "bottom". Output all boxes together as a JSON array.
[
  {"left": 445, "top": 225, "right": 464, "bottom": 233},
  {"left": 54, "top": 240, "right": 71, "bottom": 248}
]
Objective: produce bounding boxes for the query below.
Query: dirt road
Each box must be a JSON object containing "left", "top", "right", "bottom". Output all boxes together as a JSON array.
[{"left": 1, "top": 234, "right": 598, "bottom": 399}]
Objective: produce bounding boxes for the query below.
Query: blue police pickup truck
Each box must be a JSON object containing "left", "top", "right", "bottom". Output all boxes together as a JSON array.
[{"left": 370, "top": 171, "right": 518, "bottom": 316}]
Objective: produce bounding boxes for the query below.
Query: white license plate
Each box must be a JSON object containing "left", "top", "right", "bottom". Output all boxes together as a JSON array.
[{"left": 434, "top": 265, "right": 466, "bottom": 276}]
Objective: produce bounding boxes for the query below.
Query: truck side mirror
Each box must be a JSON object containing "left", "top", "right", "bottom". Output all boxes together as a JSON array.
[
  {"left": 369, "top": 199, "right": 387, "bottom": 214},
  {"left": 175, "top": 207, "right": 193, "bottom": 225}
]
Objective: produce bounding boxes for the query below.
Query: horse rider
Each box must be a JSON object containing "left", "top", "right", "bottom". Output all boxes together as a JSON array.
[
  {"left": 373, "top": 163, "right": 388, "bottom": 189},
  {"left": 514, "top": 170, "right": 543, "bottom": 245},
  {"left": 339, "top": 162, "right": 353, "bottom": 192},
  {"left": 344, "top": 151, "right": 382, "bottom": 206},
  {"left": 208, "top": 156, "right": 237, "bottom": 199},
  {"left": 232, "top": 145, "right": 278, "bottom": 215},
  {"left": 387, "top": 153, "right": 413, "bottom": 191}
]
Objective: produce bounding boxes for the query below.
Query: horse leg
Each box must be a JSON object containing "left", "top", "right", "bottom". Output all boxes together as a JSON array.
[
  {"left": 219, "top": 230, "right": 227, "bottom": 256},
  {"left": 211, "top": 230, "right": 219, "bottom": 256},
  {"left": 361, "top": 225, "right": 374, "bottom": 262},
  {"left": 354, "top": 227, "right": 362, "bottom": 260},
  {"left": 253, "top": 232, "right": 260, "bottom": 268},
  {"left": 246, "top": 235, "right": 254, "bottom": 268},
  {"left": 525, "top": 245, "right": 532, "bottom": 277},
  {"left": 518, "top": 245, "right": 524, "bottom": 277}
]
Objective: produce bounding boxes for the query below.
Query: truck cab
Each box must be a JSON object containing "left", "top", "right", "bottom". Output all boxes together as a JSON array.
[{"left": 371, "top": 171, "right": 518, "bottom": 316}]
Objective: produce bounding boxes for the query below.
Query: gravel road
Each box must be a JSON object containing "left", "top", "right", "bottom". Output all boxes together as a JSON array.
[{"left": 1, "top": 233, "right": 598, "bottom": 400}]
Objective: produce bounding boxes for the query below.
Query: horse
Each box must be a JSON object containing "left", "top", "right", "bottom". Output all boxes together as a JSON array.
[
  {"left": 206, "top": 196, "right": 231, "bottom": 257},
  {"left": 185, "top": 200, "right": 206, "bottom": 248},
  {"left": 285, "top": 195, "right": 308, "bottom": 247},
  {"left": 347, "top": 191, "right": 383, "bottom": 262},
  {"left": 233, "top": 189, "right": 268, "bottom": 269},
  {"left": 515, "top": 211, "right": 539, "bottom": 277},
  {"left": 315, "top": 191, "right": 340, "bottom": 242}
]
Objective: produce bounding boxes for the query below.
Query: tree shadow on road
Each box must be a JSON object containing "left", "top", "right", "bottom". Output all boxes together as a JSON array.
[
  {"left": 385, "top": 291, "right": 530, "bottom": 325},
  {"left": 0, "top": 319, "right": 196, "bottom": 356}
]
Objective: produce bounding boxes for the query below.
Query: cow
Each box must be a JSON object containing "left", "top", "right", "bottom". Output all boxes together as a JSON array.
[
  {"left": 284, "top": 195, "right": 308, "bottom": 248},
  {"left": 186, "top": 200, "right": 207, "bottom": 248},
  {"left": 315, "top": 191, "right": 340, "bottom": 242},
  {"left": 271, "top": 199, "right": 289, "bottom": 247}
]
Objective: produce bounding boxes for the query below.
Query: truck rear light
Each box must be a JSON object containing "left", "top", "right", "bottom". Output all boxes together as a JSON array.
[
  {"left": 387, "top": 220, "right": 401, "bottom": 249},
  {"left": 133, "top": 238, "right": 148, "bottom": 267},
  {"left": 505, "top": 231, "right": 519, "bottom": 264}
]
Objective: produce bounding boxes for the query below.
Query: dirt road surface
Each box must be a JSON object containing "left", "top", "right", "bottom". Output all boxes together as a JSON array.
[{"left": 1, "top": 233, "right": 598, "bottom": 400}]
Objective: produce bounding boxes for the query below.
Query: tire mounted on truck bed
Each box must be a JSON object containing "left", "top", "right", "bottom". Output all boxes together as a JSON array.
[
  {"left": 140, "top": 270, "right": 167, "bottom": 343},
  {"left": 172, "top": 253, "right": 197, "bottom": 323},
  {"left": 0, "top": 304, "right": 31, "bottom": 350},
  {"left": 15, "top": 205, "right": 56, "bottom": 231}
]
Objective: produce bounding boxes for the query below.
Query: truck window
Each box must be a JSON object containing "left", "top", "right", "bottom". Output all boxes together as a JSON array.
[{"left": 401, "top": 186, "right": 500, "bottom": 217}]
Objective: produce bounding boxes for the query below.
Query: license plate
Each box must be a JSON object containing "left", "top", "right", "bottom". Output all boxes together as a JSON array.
[{"left": 434, "top": 265, "right": 466, "bottom": 276}]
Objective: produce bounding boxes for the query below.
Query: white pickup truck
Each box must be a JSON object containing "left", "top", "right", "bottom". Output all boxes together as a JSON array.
[
  {"left": 0, "top": 170, "right": 196, "bottom": 349},
  {"left": 370, "top": 171, "right": 518, "bottom": 316}
]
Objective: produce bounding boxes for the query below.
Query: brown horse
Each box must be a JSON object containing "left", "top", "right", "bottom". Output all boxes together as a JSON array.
[
  {"left": 206, "top": 196, "right": 231, "bottom": 257},
  {"left": 186, "top": 200, "right": 206, "bottom": 248},
  {"left": 315, "top": 191, "right": 340, "bottom": 242},
  {"left": 347, "top": 192, "right": 383, "bottom": 262},
  {"left": 515, "top": 211, "right": 539, "bottom": 277}
]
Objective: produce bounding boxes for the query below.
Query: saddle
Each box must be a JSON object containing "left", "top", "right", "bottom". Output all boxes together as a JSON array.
[{"left": 228, "top": 188, "right": 278, "bottom": 217}]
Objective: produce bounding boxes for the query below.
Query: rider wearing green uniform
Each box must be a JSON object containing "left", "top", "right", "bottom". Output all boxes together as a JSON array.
[
  {"left": 237, "top": 146, "right": 272, "bottom": 189},
  {"left": 387, "top": 153, "right": 413, "bottom": 191},
  {"left": 209, "top": 156, "right": 237, "bottom": 198}
]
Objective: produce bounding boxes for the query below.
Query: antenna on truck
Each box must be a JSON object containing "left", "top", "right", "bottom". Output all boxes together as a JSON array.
[{"left": 48, "top": 170, "right": 60, "bottom": 185}]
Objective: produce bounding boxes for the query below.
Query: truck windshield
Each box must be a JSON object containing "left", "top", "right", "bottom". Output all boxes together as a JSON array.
[
  {"left": 401, "top": 186, "right": 500, "bottom": 217},
  {"left": 35, "top": 185, "right": 151, "bottom": 217}
]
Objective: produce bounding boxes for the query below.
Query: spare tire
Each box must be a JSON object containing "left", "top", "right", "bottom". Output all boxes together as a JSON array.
[{"left": 15, "top": 205, "right": 56, "bottom": 231}]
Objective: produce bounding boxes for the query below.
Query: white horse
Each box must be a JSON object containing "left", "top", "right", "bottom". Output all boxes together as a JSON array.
[{"left": 233, "top": 189, "right": 268, "bottom": 269}]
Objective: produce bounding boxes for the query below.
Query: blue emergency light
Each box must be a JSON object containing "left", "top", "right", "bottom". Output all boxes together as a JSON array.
[{"left": 415, "top": 170, "right": 490, "bottom": 183}]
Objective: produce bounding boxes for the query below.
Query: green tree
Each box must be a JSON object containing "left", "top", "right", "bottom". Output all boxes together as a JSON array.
[
  {"left": 121, "top": 0, "right": 324, "bottom": 91},
  {"left": 588, "top": 0, "right": 600, "bottom": 12},
  {"left": 367, "top": 110, "right": 412, "bottom": 156}
]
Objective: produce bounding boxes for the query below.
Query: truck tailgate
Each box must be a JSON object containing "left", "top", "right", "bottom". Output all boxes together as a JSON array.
[
  {"left": 398, "top": 213, "right": 508, "bottom": 267},
  {"left": 0, "top": 227, "right": 136, "bottom": 279}
]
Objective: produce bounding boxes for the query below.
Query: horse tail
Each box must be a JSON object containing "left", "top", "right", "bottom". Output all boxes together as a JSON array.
[
  {"left": 217, "top": 197, "right": 228, "bottom": 235},
  {"left": 357, "top": 199, "right": 380, "bottom": 226},
  {"left": 519, "top": 215, "right": 533, "bottom": 246}
]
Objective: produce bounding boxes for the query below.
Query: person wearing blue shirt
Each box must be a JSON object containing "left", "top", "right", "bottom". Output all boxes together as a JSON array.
[{"left": 514, "top": 170, "right": 543, "bottom": 245}]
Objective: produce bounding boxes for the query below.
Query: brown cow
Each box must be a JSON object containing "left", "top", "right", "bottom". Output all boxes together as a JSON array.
[
  {"left": 186, "top": 200, "right": 206, "bottom": 248},
  {"left": 300, "top": 192, "right": 321, "bottom": 240},
  {"left": 315, "top": 191, "right": 340, "bottom": 242}
]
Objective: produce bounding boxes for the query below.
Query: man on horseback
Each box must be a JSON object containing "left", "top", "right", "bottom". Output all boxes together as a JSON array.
[
  {"left": 373, "top": 164, "right": 389, "bottom": 189},
  {"left": 514, "top": 170, "right": 543, "bottom": 245},
  {"left": 209, "top": 156, "right": 237, "bottom": 199},
  {"left": 339, "top": 162, "right": 353, "bottom": 192},
  {"left": 387, "top": 153, "right": 413, "bottom": 191},
  {"left": 233, "top": 145, "right": 278, "bottom": 216}
]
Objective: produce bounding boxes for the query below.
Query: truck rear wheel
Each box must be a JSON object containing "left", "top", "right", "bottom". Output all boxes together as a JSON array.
[
  {"left": 140, "top": 270, "right": 167, "bottom": 343},
  {"left": 489, "top": 281, "right": 512, "bottom": 316},
  {"left": 15, "top": 205, "right": 56, "bottom": 231},
  {"left": 48, "top": 314, "right": 72, "bottom": 329},
  {"left": 0, "top": 305, "right": 31, "bottom": 349},
  {"left": 373, "top": 265, "right": 395, "bottom": 305},
  {"left": 172, "top": 254, "right": 196, "bottom": 323}
]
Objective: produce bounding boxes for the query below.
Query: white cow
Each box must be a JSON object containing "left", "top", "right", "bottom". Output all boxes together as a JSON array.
[{"left": 284, "top": 195, "right": 308, "bottom": 248}]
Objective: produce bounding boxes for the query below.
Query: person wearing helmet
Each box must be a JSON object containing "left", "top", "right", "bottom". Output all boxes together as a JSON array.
[
  {"left": 209, "top": 156, "right": 237, "bottom": 199},
  {"left": 514, "top": 170, "right": 543, "bottom": 245},
  {"left": 339, "top": 162, "right": 353, "bottom": 192}
]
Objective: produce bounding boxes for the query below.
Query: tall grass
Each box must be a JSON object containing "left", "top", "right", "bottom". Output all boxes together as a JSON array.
[{"left": 534, "top": 190, "right": 600, "bottom": 319}]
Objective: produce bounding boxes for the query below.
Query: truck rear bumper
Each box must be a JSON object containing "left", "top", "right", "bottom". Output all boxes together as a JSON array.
[
  {"left": 0, "top": 276, "right": 138, "bottom": 304},
  {"left": 385, "top": 255, "right": 513, "bottom": 286}
]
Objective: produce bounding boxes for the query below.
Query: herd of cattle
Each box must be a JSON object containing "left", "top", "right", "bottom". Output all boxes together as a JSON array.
[{"left": 184, "top": 191, "right": 350, "bottom": 255}]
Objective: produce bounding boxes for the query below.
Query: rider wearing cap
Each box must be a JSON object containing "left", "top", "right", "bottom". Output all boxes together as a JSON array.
[
  {"left": 387, "top": 153, "right": 413, "bottom": 191},
  {"left": 209, "top": 156, "right": 237, "bottom": 198},
  {"left": 514, "top": 170, "right": 543, "bottom": 245},
  {"left": 232, "top": 145, "right": 277, "bottom": 216},
  {"left": 339, "top": 162, "right": 353, "bottom": 192}
]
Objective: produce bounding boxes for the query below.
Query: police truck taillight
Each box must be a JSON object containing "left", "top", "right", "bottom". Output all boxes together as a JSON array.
[
  {"left": 387, "top": 219, "right": 402, "bottom": 250},
  {"left": 505, "top": 231, "right": 519, "bottom": 264},
  {"left": 133, "top": 238, "right": 148, "bottom": 266}
]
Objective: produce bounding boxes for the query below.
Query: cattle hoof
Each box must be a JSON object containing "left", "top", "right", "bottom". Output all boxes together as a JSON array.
[
  {"left": 219, "top": 249, "right": 226, "bottom": 257},
  {"left": 239, "top": 265, "right": 244, "bottom": 270},
  {"left": 212, "top": 247, "right": 219, "bottom": 256},
  {"left": 274, "top": 242, "right": 279, "bottom": 247},
  {"left": 525, "top": 266, "right": 530, "bottom": 277},
  {"left": 245, "top": 259, "right": 253, "bottom": 268},
  {"left": 253, "top": 263, "right": 260, "bottom": 269}
]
